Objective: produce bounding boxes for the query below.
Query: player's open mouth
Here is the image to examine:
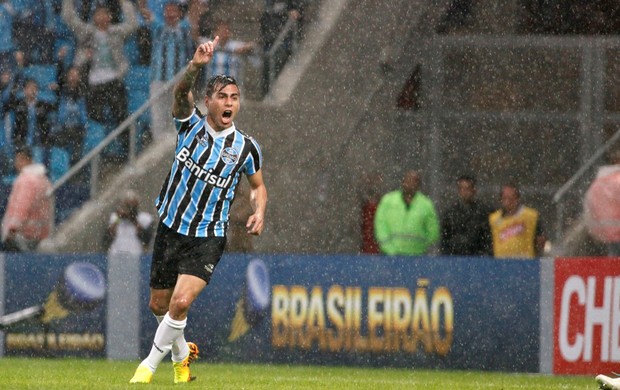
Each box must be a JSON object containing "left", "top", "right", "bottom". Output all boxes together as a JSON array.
[{"left": 223, "top": 111, "right": 232, "bottom": 118}]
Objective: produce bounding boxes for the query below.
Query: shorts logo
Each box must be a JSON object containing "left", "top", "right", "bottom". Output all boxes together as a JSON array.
[
  {"left": 221, "top": 147, "right": 239, "bottom": 164},
  {"left": 204, "top": 264, "right": 215, "bottom": 274}
]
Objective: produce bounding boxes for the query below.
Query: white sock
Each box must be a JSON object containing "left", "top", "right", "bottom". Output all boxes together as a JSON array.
[
  {"left": 141, "top": 313, "right": 186, "bottom": 372},
  {"left": 153, "top": 313, "right": 187, "bottom": 361},
  {"left": 154, "top": 314, "right": 164, "bottom": 324},
  {"left": 172, "top": 333, "right": 190, "bottom": 363}
]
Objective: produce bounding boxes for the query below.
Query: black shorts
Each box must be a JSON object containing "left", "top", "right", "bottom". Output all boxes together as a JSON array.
[{"left": 150, "top": 221, "right": 227, "bottom": 289}]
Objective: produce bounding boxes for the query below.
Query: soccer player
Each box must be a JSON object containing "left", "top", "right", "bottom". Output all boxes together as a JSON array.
[
  {"left": 130, "top": 36, "right": 268, "bottom": 384},
  {"left": 597, "top": 374, "right": 620, "bottom": 390}
]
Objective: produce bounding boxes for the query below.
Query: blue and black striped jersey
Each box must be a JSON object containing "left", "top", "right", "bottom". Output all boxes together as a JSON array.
[
  {"left": 149, "top": 20, "right": 193, "bottom": 82},
  {"left": 155, "top": 107, "right": 262, "bottom": 237}
]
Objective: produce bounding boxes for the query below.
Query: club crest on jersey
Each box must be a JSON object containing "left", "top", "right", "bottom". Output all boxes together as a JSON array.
[{"left": 221, "top": 147, "right": 239, "bottom": 164}]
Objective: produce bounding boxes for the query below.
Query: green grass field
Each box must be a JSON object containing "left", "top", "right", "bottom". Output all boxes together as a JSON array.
[{"left": 0, "top": 358, "right": 598, "bottom": 389}]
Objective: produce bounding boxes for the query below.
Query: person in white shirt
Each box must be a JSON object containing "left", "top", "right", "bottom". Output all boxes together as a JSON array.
[{"left": 105, "top": 190, "right": 154, "bottom": 256}]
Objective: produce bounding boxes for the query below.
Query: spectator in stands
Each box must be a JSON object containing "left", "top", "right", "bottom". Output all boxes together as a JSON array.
[
  {"left": 440, "top": 175, "right": 493, "bottom": 256},
  {"left": 0, "top": 67, "right": 13, "bottom": 108},
  {"left": 0, "top": 1, "right": 18, "bottom": 74},
  {"left": 137, "top": 0, "right": 177, "bottom": 23},
  {"left": 55, "top": 41, "right": 75, "bottom": 86},
  {"left": 61, "top": 0, "right": 138, "bottom": 155},
  {"left": 202, "top": 19, "right": 257, "bottom": 92},
  {"left": 53, "top": 66, "right": 88, "bottom": 166},
  {"left": 260, "top": 0, "right": 305, "bottom": 97},
  {"left": 11, "top": 45, "right": 26, "bottom": 88},
  {"left": 374, "top": 170, "right": 440, "bottom": 256},
  {"left": 489, "top": 182, "right": 546, "bottom": 259},
  {"left": 79, "top": 0, "right": 123, "bottom": 23},
  {"left": 583, "top": 148, "right": 620, "bottom": 256},
  {"left": 104, "top": 189, "right": 154, "bottom": 256},
  {"left": 0, "top": 67, "right": 15, "bottom": 176},
  {"left": 132, "top": 0, "right": 153, "bottom": 67},
  {"left": 139, "top": 0, "right": 193, "bottom": 141},
  {"left": 0, "top": 146, "right": 52, "bottom": 252},
  {"left": 6, "top": 78, "right": 56, "bottom": 167},
  {"left": 187, "top": 0, "right": 212, "bottom": 42},
  {"left": 13, "top": 0, "right": 58, "bottom": 64}
]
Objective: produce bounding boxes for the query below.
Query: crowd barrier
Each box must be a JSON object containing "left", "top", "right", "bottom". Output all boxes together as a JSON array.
[{"left": 0, "top": 253, "right": 616, "bottom": 375}]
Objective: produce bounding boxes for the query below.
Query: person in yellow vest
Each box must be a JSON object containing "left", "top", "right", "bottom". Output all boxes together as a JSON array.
[{"left": 489, "top": 183, "right": 546, "bottom": 259}]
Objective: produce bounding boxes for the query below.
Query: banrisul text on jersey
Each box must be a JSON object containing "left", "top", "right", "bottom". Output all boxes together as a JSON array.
[{"left": 175, "top": 146, "right": 232, "bottom": 188}]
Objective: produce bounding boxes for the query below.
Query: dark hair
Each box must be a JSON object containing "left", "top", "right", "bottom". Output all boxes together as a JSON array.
[
  {"left": 14, "top": 145, "right": 32, "bottom": 159},
  {"left": 457, "top": 174, "right": 476, "bottom": 186},
  {"left": 92, "top": 5, "right": 109, "bottom": 16},
  {"left": 24, "top": 78, "right": 38, "bottom": 87},
  {"left": 205, "top": 74, "right": 238, "bottom": 97},
  {"left": 501, "top": 182, "right": 520, "bottom": 198}
]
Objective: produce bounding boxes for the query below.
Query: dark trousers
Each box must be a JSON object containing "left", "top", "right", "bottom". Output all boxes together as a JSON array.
[
  {"left": 87, "top": 79, "right": 129, "bottom": 157},
  {"left": 54, "top": 125, "right": 85, "bottom": 166},
  {"left": 87, "top": 79, "right": 128, "bottom": 126}
]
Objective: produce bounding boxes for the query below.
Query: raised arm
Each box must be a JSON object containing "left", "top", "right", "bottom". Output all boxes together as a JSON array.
[
  {"left": 172, "top": 37, "right": 220, "bottom": 118},
  {"left": 114, "top": 0, "right": 139, "bottom": 37},
  {"left": 62, "top": 0, "right": 89, "bottom": 38}
]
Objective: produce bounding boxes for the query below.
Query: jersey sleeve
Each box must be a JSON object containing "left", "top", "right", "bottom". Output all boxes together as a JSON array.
[
  {"left": 173, "top": 107, "right": 202, "bottom": 134},
  {"left": 244, "top": 137, "right": 263, "bottom": 176}
]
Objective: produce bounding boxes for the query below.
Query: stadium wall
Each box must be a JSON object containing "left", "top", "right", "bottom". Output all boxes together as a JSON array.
[{"left": 0, "top": 253, "right": 617, "bottom": 375}]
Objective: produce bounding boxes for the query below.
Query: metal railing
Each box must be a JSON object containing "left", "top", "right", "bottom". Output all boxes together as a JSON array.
[
  {"left": 552, "top": 127, "right": 620, "bottom": 243},
  {"left": 267, "top": 16, "right": 299, "bottom": 89},
  {"left": 46, "top": 71, "right": 183, "bottom": 200}
]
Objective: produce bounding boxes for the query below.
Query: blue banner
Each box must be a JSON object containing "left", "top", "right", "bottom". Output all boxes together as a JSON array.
[
  {"left": 139, "top": 255, "right": 540, "bottom": 372},
  {"left": 2, "top": 254, "right": 107, "bottom": 358}
]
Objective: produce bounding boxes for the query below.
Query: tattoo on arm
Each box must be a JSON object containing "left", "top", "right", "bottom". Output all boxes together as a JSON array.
[{"left": 173, "top": 61, "right": 200, "bottom": 117}]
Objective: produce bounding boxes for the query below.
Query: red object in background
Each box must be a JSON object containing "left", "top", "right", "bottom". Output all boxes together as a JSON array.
[
  {"left": 396, "top": 64, "right": 421, "bottom": 110},
  {"left": 553, "top": 257, "right": 620, "bottom": 375},
  {"left": 361, "top": 199, "right": 379, "bottom": 254}
]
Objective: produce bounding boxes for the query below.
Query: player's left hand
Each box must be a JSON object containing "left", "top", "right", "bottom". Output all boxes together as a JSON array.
[{"left": 246, "top": 213, "right": 264, "bottom": 235}]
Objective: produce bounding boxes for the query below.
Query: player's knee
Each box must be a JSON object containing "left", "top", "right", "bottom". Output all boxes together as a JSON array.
[
  {"left": 148, "top": 297, "right": 169, "bottom": 315},
  {"left": 169, "top": 294, "right": 193, "bottom": 315}
]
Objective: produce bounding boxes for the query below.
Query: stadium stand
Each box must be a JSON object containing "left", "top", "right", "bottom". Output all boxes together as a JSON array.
[{"left": 22, "top": 64, "right": 58, "bottom": 104}]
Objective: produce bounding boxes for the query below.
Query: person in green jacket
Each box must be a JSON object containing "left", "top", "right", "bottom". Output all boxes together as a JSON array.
[{"left": 374, "top": 170, "right": 440, "bottom": 255}]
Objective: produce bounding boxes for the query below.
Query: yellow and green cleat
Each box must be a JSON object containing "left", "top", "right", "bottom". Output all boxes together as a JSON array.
[
  {"left": 129, "top": 364, "right": 154, "bottom": 384},
  {"left": 173, "top": 342, "right": 199, "bottom": 384}
]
